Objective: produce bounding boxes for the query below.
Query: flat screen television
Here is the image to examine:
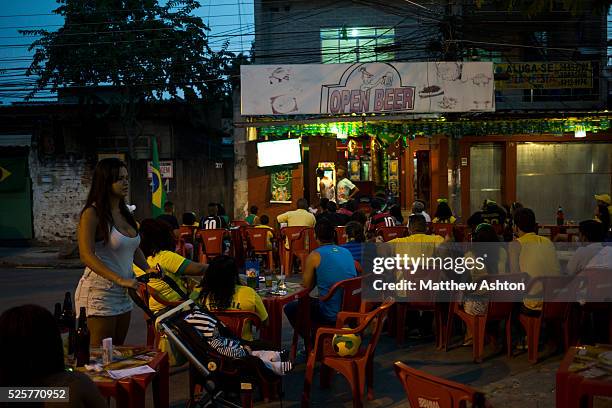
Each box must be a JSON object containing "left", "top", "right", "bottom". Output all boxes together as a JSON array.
[{"left": 257, "top": 138, "right": 302, "bottom": 167}]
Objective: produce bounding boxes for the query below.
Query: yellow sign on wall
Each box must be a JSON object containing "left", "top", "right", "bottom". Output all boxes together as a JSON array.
[{"left": 495, "top": 61, "right": 593, "bottom": 89}]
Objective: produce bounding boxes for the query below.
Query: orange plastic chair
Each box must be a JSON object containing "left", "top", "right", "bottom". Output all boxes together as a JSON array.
[
  {"left": 444, "top": 273, "right": 528, "bottom": 362},
  {"left": 177, "top": 225, "right": 197, "bottom": 258},
  {"left": 376, "top": 226, "right": 408, "bottom": 242},
  {"left": 231, "top": 219, "right": 249, "bottom": 228},
  {"left": 291, "top": 275, "right": 363, "bottom": 360},
  {"left": 301, "top": 301, "right": 393, "bottom": 408},
  {"left": 279, "top": 226, "right": 307, "bottom": 276},
  {"left": 431, "top": 222, "right": 453, "bottom": 238},
  {"left": 291, "top": 227, "right": 318, "bottom": 274},
  {"left": 197, "top": 229, "right": 226, "bottom": 264},
  {"left": 335, "top": 226, "right": 348, "bottom": 245},
  {"left": 279, "top": 227, "right": 307, "bottom": 276},
  {"left": 394, "top": 361, "right": 488, "bottom": 408},
  {"left": 395, "top": 268, "right": 444, "bottom": 347},
  {"left": 244, "top": 227, "right": 275, "bottom": 270},
  {"left": 518, "top": 276, "right": 576, "bottom": 363},
  {"left": 213, "top": 310, "right": 262, "bottom": 339}
]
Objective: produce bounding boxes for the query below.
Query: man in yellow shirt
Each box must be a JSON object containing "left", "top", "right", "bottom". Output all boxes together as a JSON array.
[
  {"left": 276, "top": 198, "right": 316, "bottom": 228},
  {"left": 390, "top": 214, "right": 444, "bottom": 257},
  {"left": 509, "top": 208, "right": 560, "bottom": 311}
]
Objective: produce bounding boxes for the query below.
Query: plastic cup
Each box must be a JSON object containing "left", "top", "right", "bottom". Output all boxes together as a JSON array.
[{"left": 265, "top": 274, "right": 273, "bottom": 288}]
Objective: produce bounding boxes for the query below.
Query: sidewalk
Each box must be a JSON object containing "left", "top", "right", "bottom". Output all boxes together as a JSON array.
[{"left": 0, "top": 245, "right": 83, "bottom": 269}]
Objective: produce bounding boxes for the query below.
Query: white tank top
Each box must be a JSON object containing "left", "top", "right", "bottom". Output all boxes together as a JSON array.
[{"left": 81, "top": 226, "right": 140, "bottom": 287}]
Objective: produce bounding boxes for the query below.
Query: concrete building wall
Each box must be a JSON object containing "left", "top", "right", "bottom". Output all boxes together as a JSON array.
[
  {"left": 28, "top": 153, "right": 92, "bottom": 242},
  {"left": 253, "top": 0, "right": 440, "bottom": 65}
]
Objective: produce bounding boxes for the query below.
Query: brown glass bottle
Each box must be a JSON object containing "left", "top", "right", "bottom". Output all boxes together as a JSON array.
[{"left": 75, "top": 307, "right": 90, "bottom": 367}]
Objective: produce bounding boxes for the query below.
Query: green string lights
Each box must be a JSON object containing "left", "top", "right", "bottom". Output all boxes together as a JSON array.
[{"left": 257, "top": 116, "right": 612, "bottom": 146}]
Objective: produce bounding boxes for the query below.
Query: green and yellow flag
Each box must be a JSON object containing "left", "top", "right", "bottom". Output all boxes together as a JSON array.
[
  {"left": 0, "top": 157, "right": 26, "bottom": 192},
  {"left": 151, "top": 137, "right": 165, "bottom": 217}
]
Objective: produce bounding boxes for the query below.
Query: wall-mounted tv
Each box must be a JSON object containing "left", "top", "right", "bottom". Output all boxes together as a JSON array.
[{"left": 257, "top": 138, "right": 302, "bottom": 167}]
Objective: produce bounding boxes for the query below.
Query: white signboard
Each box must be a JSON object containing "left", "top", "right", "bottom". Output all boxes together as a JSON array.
[
  {"left": 241, "top": 62, "right": 495, "bottom": 115},
  {"left": 147, "top": 160, "right": 173, "bottom": 179}
]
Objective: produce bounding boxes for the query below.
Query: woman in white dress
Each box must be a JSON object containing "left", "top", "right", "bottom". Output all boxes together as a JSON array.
[{"left": 75, "top": 158, "right": 157, "bottom": 346}]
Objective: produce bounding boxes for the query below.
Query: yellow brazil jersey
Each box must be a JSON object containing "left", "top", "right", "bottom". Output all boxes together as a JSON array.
[
  {"left": 133, "top": 250, "right": 190, "bottom": 313},
  {"left": 202, "top": 285, "right": 269, "bottom": 341},
  {"left": 516, "top": 233, "right": 560, "bottom": 310},
  {"left": 390, "top": 233, "right": 445, "bottom": 258}
]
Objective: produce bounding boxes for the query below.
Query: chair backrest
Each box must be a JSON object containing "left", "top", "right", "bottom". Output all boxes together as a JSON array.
[
  {"left": 231, "top": 219, "right": 249, "bottom": 228},
  {"left": 360, "top": 301, "right": 393, "bottom": 358},
  {"left": 431, "top": 223, "right": 453, "bottom": 238},
  {"left": 377, "top": 226, "right": 408, "bottom": 242},
  {"left": 300, "top": 227, "right": 318, "bottom": 252},
  {"left": 335, "top": 226, "right": 348, "bottom": 245},
  {"left": 580, "top": 268, "right": 612, "bottom": 302},
  {"left": 280, "top": 226, "right": 307, "bottom": 250},
  {"left": 245, "top": 227, "right": 272, "bottom": 252},
  {"left": 322, "top": 276, "right": 363, "bottom": 315},
  {"left": 213, "top": 310, "right": 262, "bottom": 338},
  {"left": 526, "top": 276, "right": 575, "bottom": 319},
  {"left": 394, "top": 361, "right": 486, "bottom": 408},
  {"left": 179, "top": 225, "right": 197, "bottom": 241},
  {"left": 198, "top": 229, "right": 226, "bottom": 255}
]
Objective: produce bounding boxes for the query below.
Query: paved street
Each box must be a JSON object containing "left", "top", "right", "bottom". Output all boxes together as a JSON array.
[{"left": 0, "top": 266, "right": 579, "bottom": 407}]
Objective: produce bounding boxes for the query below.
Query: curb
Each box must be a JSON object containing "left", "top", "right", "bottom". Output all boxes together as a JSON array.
[{"left": 0, "top": 260, "right": 84, "bottom": 269}]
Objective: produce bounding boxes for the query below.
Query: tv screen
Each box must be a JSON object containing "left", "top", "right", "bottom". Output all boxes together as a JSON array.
[{"left": 257, "top": 138, "right": 302, "bottom": 167}]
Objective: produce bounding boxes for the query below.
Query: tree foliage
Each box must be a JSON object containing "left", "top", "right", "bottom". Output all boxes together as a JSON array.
[{"left": 21, "top": 0, "right": 233, "bottom": 102}]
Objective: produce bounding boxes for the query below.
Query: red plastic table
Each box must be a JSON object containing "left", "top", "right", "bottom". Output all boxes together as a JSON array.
[
  {"left": 259, "top": 283, "right": 310, "bottom": 348},
  {"left": 90, "top": 350, "right": 169, "bottom": 408},
  {"left": 556, "top": 346, "right": 612, "bottom": 408}
]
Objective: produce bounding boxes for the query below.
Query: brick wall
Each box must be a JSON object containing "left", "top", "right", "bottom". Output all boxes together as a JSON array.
[{"left": 29, "top": 152, "right": 92, "bottom": 242}]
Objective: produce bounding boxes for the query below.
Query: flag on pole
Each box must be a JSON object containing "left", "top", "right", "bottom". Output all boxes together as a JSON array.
[{"left": 151, "top": 137, "right": 165, "bottom": 217}]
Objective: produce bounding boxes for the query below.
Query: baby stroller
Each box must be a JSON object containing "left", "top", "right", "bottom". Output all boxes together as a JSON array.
[{"left": 128, "top": 274, "right": 284, "bottom": 408}]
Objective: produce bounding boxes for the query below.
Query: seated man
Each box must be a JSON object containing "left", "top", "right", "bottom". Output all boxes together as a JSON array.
[
  {"left": 284, "top": 218, "right": 357, "bottom": 335},
  {"left": 566, "top": 219, "right": 605, "bottom": 275},
  {"left": 200, "top": 202, "right": 228, "bottom": 230},
  {"left": 508, "top": 208, "right": 560, "bottom": 312},
  {"left": 366, "top": 198, "right": 396, "bottom": 236},
  {"left": 390, "top": 214, "right": 444, "bottom": 256}
]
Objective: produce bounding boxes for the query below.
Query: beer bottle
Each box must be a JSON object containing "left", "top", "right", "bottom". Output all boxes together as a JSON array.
[
  {"left": 61, "top": 292, "right": 76, "bottom": 355},
  {"left": 75, "top": 307, "right": 90, "bottom": 367}
]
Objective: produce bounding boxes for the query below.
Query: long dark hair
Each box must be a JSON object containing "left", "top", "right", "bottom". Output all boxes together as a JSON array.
[
  {"left": 472, "top": 223, "right": 502, "bottom": 275},
  {"left": 82, "top": 158, "right": 137, "bottom": 243},
  {"left": 201, "top": 256, "right": 239, "bottom": 310},
  {"left": 139, "top": 219, "right": 176, "bottom": 257},
  {"left": 0, "top": 305, "right": 65, "bottom": 386},
  {"left": 434, "top": 201, "right": 454, "bottom": 222}
]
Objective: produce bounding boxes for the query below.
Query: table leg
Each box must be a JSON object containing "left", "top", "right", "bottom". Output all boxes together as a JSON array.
[
  {"left": 152, "top": 353, "right": 170, "bottom": 408},
  {"left": 118, "top": 378, "right": 145, "bottom": 408}
]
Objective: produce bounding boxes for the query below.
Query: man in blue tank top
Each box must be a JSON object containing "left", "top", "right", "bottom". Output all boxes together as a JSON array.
[{"left": 284, "top": 218, "right": 357, "bottom": 340}]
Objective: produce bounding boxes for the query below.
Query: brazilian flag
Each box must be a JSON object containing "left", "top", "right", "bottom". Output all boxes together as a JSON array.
[
  {"left": 151, "top": 137, "right": 166, "bottom": 217},
  {"left": 0, "top": 157, "right": 26, "bottom": 192}
]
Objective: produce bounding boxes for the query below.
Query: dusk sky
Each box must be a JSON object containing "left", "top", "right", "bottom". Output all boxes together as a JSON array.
[{"left": 0, "top": 0, "right": 254, "bottom": 104}]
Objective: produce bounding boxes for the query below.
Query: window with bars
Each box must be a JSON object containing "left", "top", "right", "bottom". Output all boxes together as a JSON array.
[{"left": 320, "top": 27, "right": 395, "bottom": 64}]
